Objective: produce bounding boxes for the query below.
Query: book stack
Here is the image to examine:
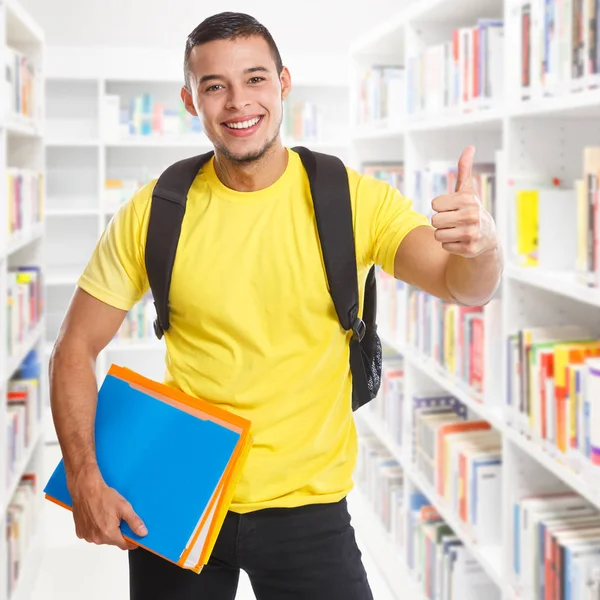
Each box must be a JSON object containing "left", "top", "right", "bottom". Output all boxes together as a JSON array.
[
  {"left": 4, "top": 46, "right": 42, "bottom": 123},
  {"left": 6, "top": 169, "right": 44, "bottom": 239},
  {"left": 367, "top": 355, "right": 405, "bottom": 448},
  {"left": 102, "top": 93, "right": 203, "bottom": 140},
  {"left": 519, "top": 0, "right": 600, "bottom": 101},
  {"left": 413, "top": 394, "right": 502, "bottom": 545},
  {"left": 406, "top": 20, "right": 504, "bottom": 118},
  {"left": 282, "top": 100, "right": 320, "bottom": 141},
  {"left": 412, "top": 160, "right": 496, "bottom": 220},
  {"left": 356, "top": 431, "right": 405, "bottom": 550},
  {"left": 512, "top": 490, "right": 600, "bottom": 600},
  {"left": 356, "top": 65, "right": 406, "bottom": 127},
  {"left": 506, "top": 324, "right": 600, "bottom": 474},
  {"left": 6, "top": 266, "right": 43, "bottom": 357},
  {"left": 44, "top": 365, "right": 252, "bottom": 573},
  {"left": 376, "top": 268, "right": 407, "bottom": 349},
  {"left": 406, "top": 490, "right": 501, "bottom": 600},
  {"left": 6, "top": 474, "right": 38, "bottom": 599},
  {"left": 114, "top": 293, "right": 157, "bottom": 344},
  {"left": 6, "top": 370, "right": 41, "bottom": 488},
  {"left": 362, "top": 162, "right": 404, "bottom": 191},
  {"left": 407, "top": 289, "right": 486, "bottom": 395}
]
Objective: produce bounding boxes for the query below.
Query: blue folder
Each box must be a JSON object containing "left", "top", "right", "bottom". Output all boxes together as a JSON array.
[{"left": 44, "top": 372, "right": 241, "bottom": 565}]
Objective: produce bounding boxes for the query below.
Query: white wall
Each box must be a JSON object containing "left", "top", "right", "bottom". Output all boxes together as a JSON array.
[{"left": 19, "top": 0, "right": 411, "bottom": 57}]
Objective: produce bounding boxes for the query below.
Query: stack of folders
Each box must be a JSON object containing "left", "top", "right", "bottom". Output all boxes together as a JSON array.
[{"left": 43, "top": 364, "right": 252, "bottom": 573}]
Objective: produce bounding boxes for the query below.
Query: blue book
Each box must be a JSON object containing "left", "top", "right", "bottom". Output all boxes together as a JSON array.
[{"left": 44, "top": 365, "right": 252, "bottom": 573}]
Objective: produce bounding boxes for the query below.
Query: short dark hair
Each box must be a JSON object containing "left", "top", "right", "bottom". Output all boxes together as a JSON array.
[{"left": 184, "top": 12, "right": 283, "bottom": 88}]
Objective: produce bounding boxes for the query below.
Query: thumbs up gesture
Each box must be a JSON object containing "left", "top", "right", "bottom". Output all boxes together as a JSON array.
[{"left": 430, "top": 146, "right": 498, "bottom": 259}]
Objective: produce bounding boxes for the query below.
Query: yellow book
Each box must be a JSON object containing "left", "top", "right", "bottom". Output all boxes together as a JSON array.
[{"left": 516, "top": 190, "right": 539, "bottom": 266}]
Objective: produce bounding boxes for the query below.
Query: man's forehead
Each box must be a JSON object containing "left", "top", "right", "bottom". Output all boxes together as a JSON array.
[{"left": 189, "top": 37, "right": 274, "bottom": 71}]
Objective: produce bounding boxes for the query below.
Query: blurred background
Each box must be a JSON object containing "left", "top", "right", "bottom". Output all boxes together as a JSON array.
[{"left": 3, "top": 0, "right": 600, "bottom": 598}]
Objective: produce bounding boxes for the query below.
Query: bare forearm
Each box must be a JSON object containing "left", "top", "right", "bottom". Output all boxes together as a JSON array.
[
  {"left": 49, "top": 340, "right": 102, "bottom": 489},
  {"left": 445, "top": 243, "right": 503, "bottom": 306}
]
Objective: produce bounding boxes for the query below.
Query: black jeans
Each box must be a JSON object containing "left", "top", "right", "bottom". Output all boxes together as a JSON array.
[{"left": 128, "top": 497, "right": 374, "bottom": 600}]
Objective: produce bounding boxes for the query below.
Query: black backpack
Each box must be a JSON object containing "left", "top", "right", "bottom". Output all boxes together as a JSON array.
[{"left": 144, "top": 146, "right": 382, "bottom": 412}]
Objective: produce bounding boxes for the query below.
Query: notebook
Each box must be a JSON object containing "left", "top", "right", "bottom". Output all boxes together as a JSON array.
[{"left": 43, "top": 364, "right": 252, "bottom": 573}]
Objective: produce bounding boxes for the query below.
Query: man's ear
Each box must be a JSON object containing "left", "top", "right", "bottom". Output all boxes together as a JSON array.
[
  {"left": 180, "top": 86, "right": 198, "bottom": 116},
  {"left": 280, "top": 67, "right": 292, "bottom": 101}
]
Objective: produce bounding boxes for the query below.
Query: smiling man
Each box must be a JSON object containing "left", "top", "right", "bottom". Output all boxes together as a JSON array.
[{"left": 48, "top": 11, "right": 503, "bottom": 600}]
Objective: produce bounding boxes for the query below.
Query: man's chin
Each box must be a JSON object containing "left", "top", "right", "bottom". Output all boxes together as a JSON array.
[{"left": 217, "top": 134, "right": 279, "bottom": 164}]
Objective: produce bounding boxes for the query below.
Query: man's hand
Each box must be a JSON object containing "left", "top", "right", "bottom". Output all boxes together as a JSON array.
[
  {"left": 70, "top": 470, "right": 147, "bottom": 551},
  {"left": 430, "top": 146, "right": 498, "bottom": 259}
]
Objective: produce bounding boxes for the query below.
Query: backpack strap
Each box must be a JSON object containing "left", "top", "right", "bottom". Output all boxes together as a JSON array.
[
  {"left": 292, "top": 146, "right": 371, "bottom": 401},
  {"left": 146, "top": 151, "right": 214, "bottom": 338}
]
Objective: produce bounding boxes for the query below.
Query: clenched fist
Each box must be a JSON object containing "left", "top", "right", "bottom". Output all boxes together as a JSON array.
[{"left": 430, "top": 146, "right": 498, "bottom": 259}]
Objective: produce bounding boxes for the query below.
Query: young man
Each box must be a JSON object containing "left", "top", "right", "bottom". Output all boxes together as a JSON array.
[{"left": 48, "top": 11, "right": 503, "bottom": 600}]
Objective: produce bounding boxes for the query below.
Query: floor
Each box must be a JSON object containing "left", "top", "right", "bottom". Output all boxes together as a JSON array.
[{"left": 28, "top": 445, "right": 395, "bottom": 600}]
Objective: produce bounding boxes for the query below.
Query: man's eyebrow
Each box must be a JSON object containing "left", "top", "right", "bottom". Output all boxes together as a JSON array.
[{"left": 197, "top": 66, "right": 269, "bottom": 86}]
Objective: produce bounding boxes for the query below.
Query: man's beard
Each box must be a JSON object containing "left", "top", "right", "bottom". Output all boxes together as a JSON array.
[{"left": 215, "top": 115, "right": 282, "bottom": 164}]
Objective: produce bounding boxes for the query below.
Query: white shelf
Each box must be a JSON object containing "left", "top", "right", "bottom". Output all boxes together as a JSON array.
[
  {"left": 45, "top": 139, "right": 100, "bottom": 147},
  {"left": 406, "top": 107, "right": 504, "bottom": 133},
  {"left": 46, "top": 208, "right": 100, "bottom": 218},
  {"left": 4, "top": 115, "right": 43, "bottom": 138},
  {"left": 7, "top": 526, "right": 44, "bottom": 600},
  {"left": 352, "top": 123, "right": 405, "bottom": 141},
  {"left": 106, "top": 340, "right": 164, "bottom": 352},
  {"left": 6, "top": 319, "right": 45, "bottom": 384},
  {"left": 105, "top": 135, "right": 211, "bottom": 148},
  {"left": 45, "top": 269, "right": 80, "bottom": 286},
  {"left": 506, "top": 265, "right": 600, "bottom": 307},
  {"left": 5, "top": 0, "right": 45, "bottom": 45},
  {"left": 510, "top": 88, "right": 600, "bottom": 119},
  {"left": 3, "top": 426, "right": 43, "bottom": 514},
  {"left": 5, "top": 223, "right": 45, "bottom": 258}
]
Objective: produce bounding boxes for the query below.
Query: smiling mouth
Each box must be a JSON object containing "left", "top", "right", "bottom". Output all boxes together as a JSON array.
[{"left": 222, "top": 116, "right": 263, "bottom": 130}]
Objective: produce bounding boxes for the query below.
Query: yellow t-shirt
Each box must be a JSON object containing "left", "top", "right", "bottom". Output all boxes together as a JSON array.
[{"left": 78, "top": 147, "right": 430, "bottom": 513}]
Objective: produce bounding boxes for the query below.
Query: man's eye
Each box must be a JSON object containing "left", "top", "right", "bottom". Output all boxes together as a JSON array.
[
  {"left": 206, "top": 84, "right": 223, "bottom": 92},
  {"left": 249, "top": 77, "right": 265, "bottom": 84}
]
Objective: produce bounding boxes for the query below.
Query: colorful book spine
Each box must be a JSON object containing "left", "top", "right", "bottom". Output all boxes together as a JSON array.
[{"left": 6, "top": 169, "right": 44, "bottom": 238}]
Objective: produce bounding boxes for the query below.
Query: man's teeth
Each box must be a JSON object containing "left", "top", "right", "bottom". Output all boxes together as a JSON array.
[{"left": 225, "top": 117, "right": 261, "bottom": 129}]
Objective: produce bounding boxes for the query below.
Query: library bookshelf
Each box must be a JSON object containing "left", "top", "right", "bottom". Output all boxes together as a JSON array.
[
  {"left": 349, "top": 0, "right": 600, "bottom": 599},
  {"left": 0, "top": 2, "right": 46, "bottom": 599}
]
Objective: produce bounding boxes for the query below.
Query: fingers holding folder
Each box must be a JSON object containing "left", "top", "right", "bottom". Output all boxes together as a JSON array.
[
  {"left": 70, "top": 473, "right": 147, "bottom": 551},
  {"left": 44, "top": 365, "right": 253, "bottom": 573}
]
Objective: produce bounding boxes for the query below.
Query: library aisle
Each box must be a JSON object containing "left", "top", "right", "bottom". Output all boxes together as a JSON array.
[{"left": 6, "top": 0, "right": 600, "bottom": 599}]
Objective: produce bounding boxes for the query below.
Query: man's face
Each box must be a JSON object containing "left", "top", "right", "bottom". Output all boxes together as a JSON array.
[{"left": 183, "top": 35, "right": 291, "bottom": 163}]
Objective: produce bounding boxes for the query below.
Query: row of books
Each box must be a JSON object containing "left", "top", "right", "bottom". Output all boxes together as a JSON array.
[
  {"left": 407, "top": 289, "right": 486, "bottom": 396},
  {"left": 7, "top": 267, "right": 44, "bottom": 358},
  {"left": 7, "top": 169, "right": 44, "bottom": 239},
  {"left": 412, "top": 392, "right": 501, "bottom": 546},
  {"left": 113, "top": 294, "right": 158, "bottom": 343},
  {"left": 6, "top": 369, "right": 42, "bottom": 489},
  {"left": 406, "top": 20, "right": 504, "bottom": 118},
  {"left": 512, "top": 489, "right": 600, "bottom": 600},
  {"left": 356, "top": 65, "right": 405, "bottom": 126},
  {"left": 520, "top": 0, "right": 600, "bottom": 101},
  {"left": 102, "top": 93, "right": 203, "bottom": 140},
  {"left": 506, "top": 324, "right": 600, "bottom": 476},
  {"left": 356, "top": 431, "right": 404, "bottom": 547},
  {"left": 4, "top": 46, "right": 43, "bottom": 123},
  {"left": 362, "top": 162, "right": 404, "bottom": 191},
  {"left": 6, "top": 474, "right": 38, "bottom": 599},
  {"left": 412, "top": 160, "right": 497, "bottom": 221},
  {"left": 365, "top": 353, "right": 405, "bottom": 448},
  {"left": 406, "top": 490, "right": 501, "bottom": 600},
  {"left": 282, "top": 101, "right": 320, "bottom": 141},
  {"left": 376, "top": 268, "right": 408, "bottom": 350}
]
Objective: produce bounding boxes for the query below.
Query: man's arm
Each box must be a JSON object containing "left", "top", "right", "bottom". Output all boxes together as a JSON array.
[
  {"left": 49, "top": 287, "right": 147, "bottom": 549},
  {"left": 393, "top": 146, "right": 503, "bottom": 307}
]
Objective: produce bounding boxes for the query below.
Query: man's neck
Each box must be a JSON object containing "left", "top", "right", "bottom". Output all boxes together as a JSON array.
[{"left": 213, "top": 141, "right": 289, "bottom": 192}]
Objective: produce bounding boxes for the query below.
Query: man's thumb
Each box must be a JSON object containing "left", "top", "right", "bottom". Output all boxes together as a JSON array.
[
  {"left": 455, "top": 146, "right": 476, "bottom": 192},
  {"left": 120, "top": 500, "right": 147, "bottom": 537}
]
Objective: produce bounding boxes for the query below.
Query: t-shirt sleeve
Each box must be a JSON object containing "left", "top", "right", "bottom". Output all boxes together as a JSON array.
[
  {"left": 350, "top": 169, "right": 432, "bottom": 276},
  {"left": 77, "top": 181, "right": 154, "bottom": 311}
]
